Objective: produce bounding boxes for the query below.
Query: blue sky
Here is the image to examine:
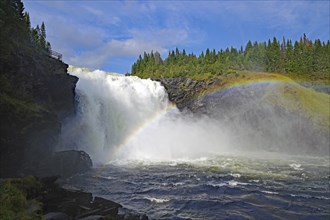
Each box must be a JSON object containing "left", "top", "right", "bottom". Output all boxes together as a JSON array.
[{"left": 24, "top": 0, "right": 329, "bottom": 74}]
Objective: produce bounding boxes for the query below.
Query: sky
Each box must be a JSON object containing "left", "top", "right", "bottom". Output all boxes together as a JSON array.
[{"left": 24, "top": 0, "right": 329, "bottom": 74}]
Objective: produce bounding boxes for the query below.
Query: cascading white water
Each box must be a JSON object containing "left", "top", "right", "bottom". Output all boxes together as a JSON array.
[
  {"left": 59, "top": 68, "right": 171, "bottom": 162},
  {"left": 59, "top": 67, "right": 329, "bottom": 164},
  {"left": 60, "top": 68, "right": 232, "bottom": 163}
]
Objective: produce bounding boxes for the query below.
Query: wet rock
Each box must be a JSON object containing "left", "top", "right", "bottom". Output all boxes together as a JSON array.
[
  {"left": 78, "top": 215, "right": 103, "bottom": 220},
  {"left": 18, "top": 150, "right": 92, "bottom": 178},
  {"left": 50, "top": 150, "right": 93, "bottom": 178},
  {"left": 40, "top": 177, "right": 147, "bottom": 220},
  {"left": 44, "top": 212, "right": 71, "bottom": 220},
  {"left": 155, "top": 77, "right": 221, "bottom": 112}
]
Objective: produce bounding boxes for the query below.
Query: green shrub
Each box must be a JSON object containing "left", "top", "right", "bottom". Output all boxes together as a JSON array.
[{"left": 0, "top": 176, "right": 43, "bottom": 220}]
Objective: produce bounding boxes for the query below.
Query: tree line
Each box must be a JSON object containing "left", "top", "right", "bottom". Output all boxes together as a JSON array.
[
  {"left": 0, "top": 0, "right": 52, "bottom": 64},
  {"left": 131, "top": 34, "right": 330, "bottom": 79}
]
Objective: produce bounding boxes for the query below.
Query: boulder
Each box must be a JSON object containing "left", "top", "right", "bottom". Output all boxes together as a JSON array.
[
  {"left": 50, "top": 150, "right": 93, "bottom": 178},
  {"left": 40, "top": 177, "right": 147, "bottom": 220},
  {"left": 44, "top": 212, "right": 71, "bottom": 220}
]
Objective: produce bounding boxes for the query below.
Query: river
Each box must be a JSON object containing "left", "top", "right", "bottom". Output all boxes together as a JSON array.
[{"left": 59, "top": 67, "right": 329, "bottom": 219}]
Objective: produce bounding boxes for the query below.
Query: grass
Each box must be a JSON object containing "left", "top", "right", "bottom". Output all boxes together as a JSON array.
[
  {"left": 264, "top": 80, "right": 330, "bottom": 129},
  {"left": 283, "top": 71, "right": 330, "bottom": 86},
  {"left": 182, "top": 69, "right": 329, "bottom": 86},
  {"left": 0, "top": 176, "right": 43, "bottom": 220},
  {"left": 200, "top": 70, "right": 330, "bottom": 130}
]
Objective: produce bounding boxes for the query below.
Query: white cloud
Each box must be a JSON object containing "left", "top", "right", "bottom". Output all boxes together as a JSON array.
[
  {"left": 68, "top": 39, "right": 161, "bottom": 68},
  {"left": 82, "top": 5, "right": 104, "bottom": 17},
  {"left": 67, "top": 27, "right": 190, "bottom": 68},
  {"left": 129, "top": 28, "right": 189, "bottom": 47},
  {"left": 24, "top": 0, "right": 329, "bottom": 72},
  {"left": 81, "top": 5, "right": 121, "bottom": 26}
]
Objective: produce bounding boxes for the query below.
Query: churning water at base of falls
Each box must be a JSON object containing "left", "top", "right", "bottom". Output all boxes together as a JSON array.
[
  {"left": 62, "top": 155, "right": 330, "bottom": 219},
  {"left": 60, "top": 67, "right": 329, "bottom": 219}
]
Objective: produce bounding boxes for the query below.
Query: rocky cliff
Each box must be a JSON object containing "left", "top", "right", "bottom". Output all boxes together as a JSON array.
[
  {"left": 0, "top": 51, "right": 91, "bottom": 178},
  {"left": 155, "top": 77, "right": 221, "bottom": 113}
]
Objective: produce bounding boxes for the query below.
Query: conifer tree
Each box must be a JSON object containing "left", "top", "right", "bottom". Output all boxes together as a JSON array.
[
  {"left": 131, "top": 34, "right": 329, "bottom": 79},
  {"left": 0, "top": 0, "right": 52, "bottom": 62},
  {"left": 40, "top": 22, "right": 46, "bottom": 50},
  {"left": 154, "top": 51, "right": 162, "bottom": 65}
]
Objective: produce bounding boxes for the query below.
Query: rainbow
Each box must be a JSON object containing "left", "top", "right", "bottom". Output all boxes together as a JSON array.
[
  {"left": 106, "top": 73, "right": 329, "bottom": 163},
  {"left": 106, "top": 74, "right": 293, "bottom": 161},
  {"left": 203, "top": 73, "right": 299, "bottom": 96},
  {"left": 107, "top": 102, "right": 177, "bottom": 162}
]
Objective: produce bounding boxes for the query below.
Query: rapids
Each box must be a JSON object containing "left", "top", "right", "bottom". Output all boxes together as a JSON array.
[{"left": 62, "top": 155, "right": 330, "bottom": 219}]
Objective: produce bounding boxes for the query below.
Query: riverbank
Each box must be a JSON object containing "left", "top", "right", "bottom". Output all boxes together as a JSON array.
[{"left": 0, "top": 176, "right": 148, "bottom": 220}]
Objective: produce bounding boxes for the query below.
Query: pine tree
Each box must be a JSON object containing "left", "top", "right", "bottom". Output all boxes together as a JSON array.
[
  {"left": 284, "top": 40, "right": 294, "bottom": 73},
  {"left": 1, "top": 0, "right": 53, "bottom": 63},
  {"left": 46, "top": 41, "right": 51, "bottom": 53},
  {"left": 131, "top": 34, "right": 328, "bottom": 79},
  {"left": 40, "top": 22, "right": 46, "bottom": 50},
  {"left": 15, "top": 0, "right": 25, "bottom": 19},
  {"left": 265, "top": 37, "right": 281, "bottom": 72},
  {"left": 244, "top": 40, "right": 253, "bottom": 55},
  {"left": 23, "top": 12, "right": 30, "bottom": 30},
  {"left": 175, "top": 47, "right": 180, "bottom": 56},
  {"left": 154, "top": 51, "right": 162, "bottom": 65}
]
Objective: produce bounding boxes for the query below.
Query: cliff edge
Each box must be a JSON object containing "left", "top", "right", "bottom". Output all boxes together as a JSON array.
[{"left": 0, "top": 50, "right": 92, "bottom": 177}]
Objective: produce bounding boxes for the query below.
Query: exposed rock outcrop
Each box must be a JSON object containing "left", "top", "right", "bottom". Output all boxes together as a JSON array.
[
  {"left": 40, "top": 176, "right": 149, "bottom": 220},
  {"left": 155, "top": 77, "right": 221, "bottom": 112},
  {"left": 0, "top": 51, "right": 89, "bottom": 178},
  {"left": 0, "top": 176, "right": 148, "bottom": 220},
  {"left": 20, "top": 150, "right": 93, "bottom": 178},
  {"left": 50, "top": 150, "right": 92, "bottom": 178}
]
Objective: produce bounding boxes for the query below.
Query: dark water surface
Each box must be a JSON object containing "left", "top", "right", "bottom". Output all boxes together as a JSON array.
[{"left": 63, "top": 155, "right": 330, "bottom": 219}]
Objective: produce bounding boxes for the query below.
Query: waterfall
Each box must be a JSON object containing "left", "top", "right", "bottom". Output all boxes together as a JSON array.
[
  {"left": 59, "top": 68, "right": 173, "bottom": 162},
  {"left": 60, "top": 68, "right": 232, "bottom": 163},
  {"left": 59, "top": 67, "right": 329, "bottom": 164}
]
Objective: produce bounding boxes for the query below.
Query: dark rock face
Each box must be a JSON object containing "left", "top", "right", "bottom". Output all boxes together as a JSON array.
[
  {"left": 50, "top": 150, "right": 92, "bottom": 178},
  {"left": 41, "top": 177, "right": 148, "bottom": 220},
  {"left": 155, "top": 77, "right": 220, "bottom": 112},
  {"left": 20, "top": 150, "right": 93, "bottom": 178},
  {"left": 0, "top": 52, "right": 85, "bottom": 178}
]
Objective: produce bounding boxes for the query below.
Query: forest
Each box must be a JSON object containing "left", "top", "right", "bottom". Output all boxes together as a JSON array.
[
  {"left": 0, "top": 0, "right": 51, "bottom": 64},
  {"left": 131, "top": 35, "right": 330, "bottom": 81}
]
